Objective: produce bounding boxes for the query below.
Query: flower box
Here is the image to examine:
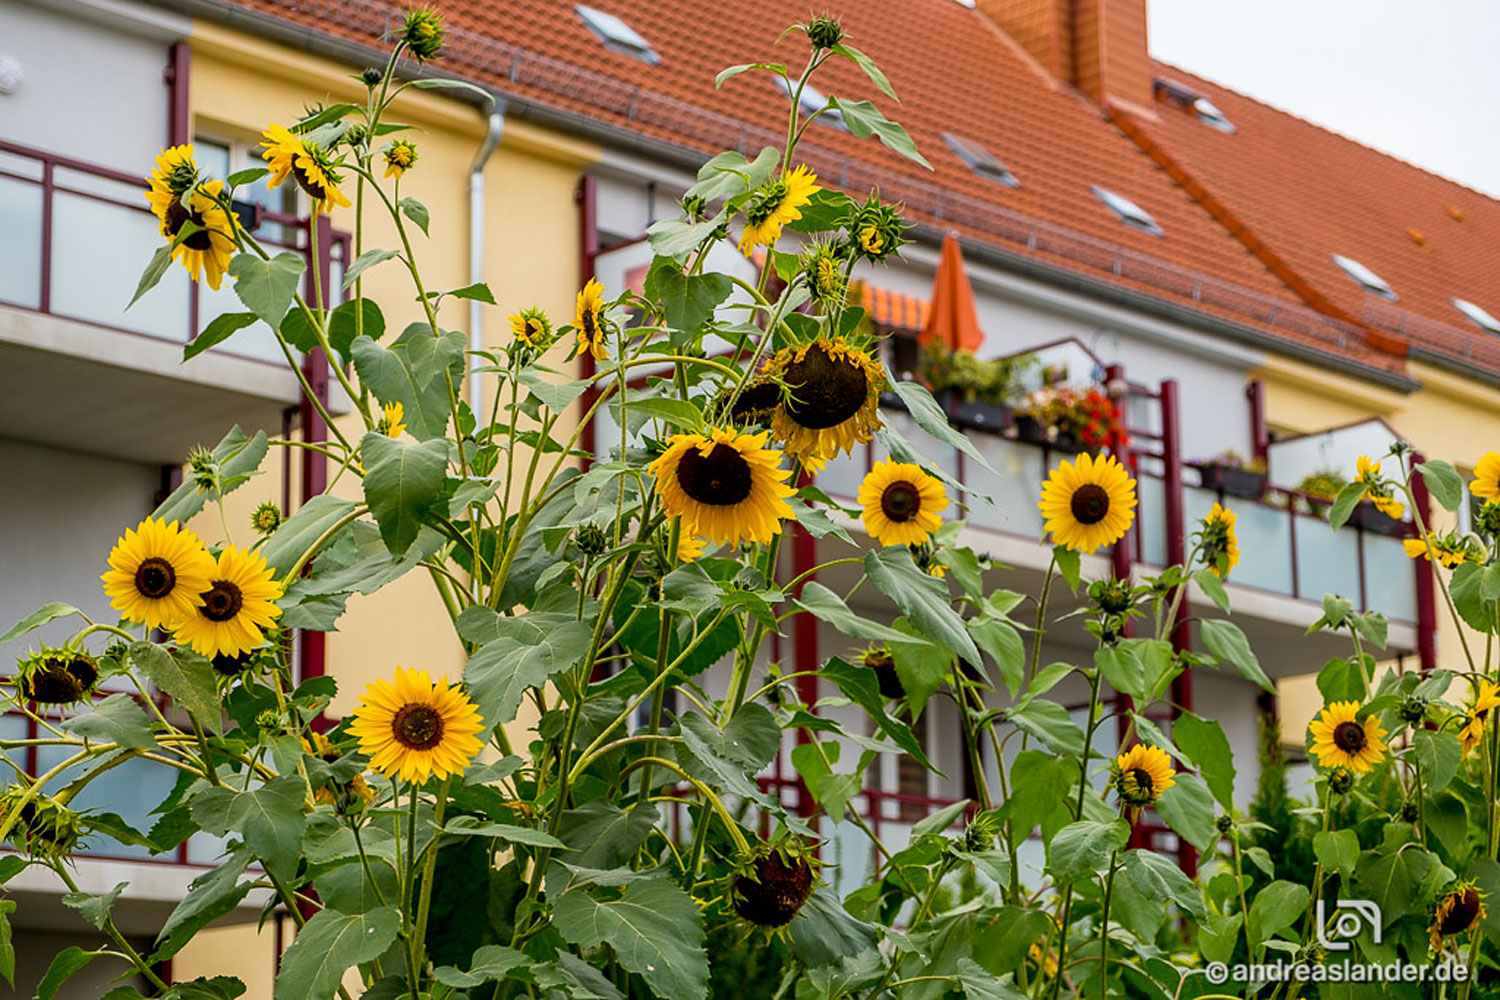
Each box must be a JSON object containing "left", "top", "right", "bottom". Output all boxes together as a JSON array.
[
  {"left": 1351, "top": 500, "right": 1405, "bottom": 536},
  {"left": 948, "top": 398, "right": 1012, "bottom": 434},
  {"left": 1193, "top": 462, "right": 1267, "bottom": 499}
]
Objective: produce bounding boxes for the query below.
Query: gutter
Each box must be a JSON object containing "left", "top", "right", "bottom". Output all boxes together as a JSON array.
[
  {"left": 144, "top": 0, "right": 1424, "bottom": 396},
  {"left": 469, "top": 100, "right": 505, "bottom": 415}
]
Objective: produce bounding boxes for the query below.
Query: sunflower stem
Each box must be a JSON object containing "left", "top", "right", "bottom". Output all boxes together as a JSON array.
[{"left": 411, "top": 777, "right": 450, "bottom": 986}]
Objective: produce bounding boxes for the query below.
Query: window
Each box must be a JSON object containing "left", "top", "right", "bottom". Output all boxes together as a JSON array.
[
  {"left": 1091, "top": 185, "right": 1163, "bottom": 237},
  {"left": 1193, "top": 97, "right": 1235, "bottom": 133},
  {"left": 773, "top": 75, "right": 846, "bottom": 130},
  {"left": 575, "top": 5, "right": 660, "bottom": 65},
  {"left": 196, "top": 133, "right": 298, "bottom": 243},
  {"left": 942, "top": 133, "right": 1019, "bottom": 187},
  {"left": 1454, "top": 298, "right": 1500, "bottom": 335},
  {"left": 1331, "top": 254, "right": 1397, "bottom": 300}
]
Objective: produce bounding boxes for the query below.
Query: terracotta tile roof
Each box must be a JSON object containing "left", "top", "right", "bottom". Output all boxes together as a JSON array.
[
  {"left": 1123, "top": 63, "right": 1500, "bottom": 375},
  {"left": 208, "top": 0, "right": 1412, "bottom": 378}
]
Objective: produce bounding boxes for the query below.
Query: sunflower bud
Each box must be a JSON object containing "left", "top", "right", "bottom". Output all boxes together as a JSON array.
[
  {"left": 1398, "top": 694, "right": 1429, "bottom": 726},
  {"left": 401, "top": 6, "right": 445, "bottom": 60},
  {"left": 1216, "top": 814, "right": 1234, "bottom": 834},
  {"left": 251, "top": 502, "right": 283, "bottom": 535},
  {"left": 1088, "top": 578, "right": 1135, "bottom": 616},
  {"left": 847, "top": 196, "right": 907, "bottom": 262},
  {"left": 681, "top": 194, "right": 707, "bottom": 221},
  {"left": 255, "top": 708, "right": 282, "bottom": 730},
  {"left": 0, "top": 788, "right": 82, "bottom": 860},
  {"left": 188, "top": 445, "right": 220, "bottom": 493},
  {"left": 340, "top": 123, "right": 370, "bottom": 150},
  {"left": 803, "top": 239, "right": 848, "bottom": 306},
  {"left": 962, "top": 810, "right": 1003, "bottom": 852},
  {"left": 1477, "top": 501, "right": 1500, "bottom": 537},
  {"left": 806, "top": 15, "right": 845, "bottom": 50},
  {"left": 361, "top": 67, "right": 383, "bottom": 87},
  {"left": 1399, "top": 801, "right": 1419, "bottom": 823},
  {"left": 576, "top": 523, "right": 609, "bottom": 557},
  {"left": 509, "top": 307, "right": 554, "bottom": 353},
  {"left": 1327, "top": 766, "right": 1356, "bottom": 795}
]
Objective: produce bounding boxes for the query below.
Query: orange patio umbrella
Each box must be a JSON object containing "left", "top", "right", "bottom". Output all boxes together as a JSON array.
[{"left": 919, "top": 231, "right": 984, "bottom": 352}]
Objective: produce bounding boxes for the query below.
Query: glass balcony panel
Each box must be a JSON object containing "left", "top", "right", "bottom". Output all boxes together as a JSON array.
[
  {"left": 817, "top": 449, "right": 864, "bottom": 505},
  {"left": 1218, "top": 495, "right": 1294, "bottom": 595},
  {"left": 0, "top": 175, "right": 43, "bottom": 308},
  {"left": 36, "top": 744, "right": 178, "bottom": 860},
  {"left": 50, "top": 193, "right": 190, "bottom": 339},
  {"left": 54, "top": 166, "right": 139, "bottom": 204},
  {"left": 1137, "top": 474, "right": 1167, "bottom": 565},
  {"left": 198, "top": 282, "right": 285, "bottom": 364},
  {"left": 0, "top": 151, "right": 44, "bottom": 182},
  {"left": 965, "top": 436, "right": 1045, "bottom": 537},
  {"left": 1295, "top": 510, "right": 1360, "bottom": 605},
  {"left": 1364, "top": 533, "right": 1418, "bottom": 622}
]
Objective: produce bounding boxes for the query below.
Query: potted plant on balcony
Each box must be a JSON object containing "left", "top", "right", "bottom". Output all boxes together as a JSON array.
[
  {"left": 1291, "top": 468, "right": 1347, "bottom": 519},
  {"left": 1191, "top": 449, "right": 1268, "bottom": 499},
  {"left": 918, "top": 346, "right": 1032, "bottom": 432},
  {"left": 1014, "top": 386, "right": 1127, "bottom": 455}
]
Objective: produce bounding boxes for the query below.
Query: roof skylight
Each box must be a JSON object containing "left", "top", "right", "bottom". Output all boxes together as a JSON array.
[
  {"left": 942, "top": 133, "right": 1019, "bottom": 188},
  {"left": 773, "top": 76, "right": 846, "bottom": 130},
  {"left": 1192, "top": 97, "right": 1235, "bottom": 133},
  {"left": 1331, "top": 254, "right": 1397, "bottom": 300},
  {"left": 575, "top": 5, "right": 660, "bottom": 64},
  {"left": 1091, "top": 186, "right": 1163, "bottom": 237},
  {"left": 1454, "top": 298, "right": 1500, "bottom": 335}
]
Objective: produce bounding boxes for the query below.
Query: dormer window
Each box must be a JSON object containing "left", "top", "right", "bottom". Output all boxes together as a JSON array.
[
  {"left": 575, "top": 6, "right": 660, "bottom": 64},
  {"left": 1091, "top": 186, "right": 1163, "bottom": 237},
  {"left": 1454, "top": 298, "right": 1500, "bottom": 335},
  {"left": 1331, "top": 254, "right": 1397, "bottom": 300},
  {"left": 942, "top": 133, "right": 1019, "bottom": 188}
]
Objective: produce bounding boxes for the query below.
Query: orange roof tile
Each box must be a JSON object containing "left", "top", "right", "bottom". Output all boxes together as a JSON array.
[{"left": 210, "top": 0, "right": 1416, "bottom": 379}]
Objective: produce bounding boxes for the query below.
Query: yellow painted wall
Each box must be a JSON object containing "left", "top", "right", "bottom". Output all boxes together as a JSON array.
[
  {"left": 172, "top": 20, "right": 598, "bottom": 989},
  {"left": 1255, "top": 355, "right": 1500, "bottom": 744}
]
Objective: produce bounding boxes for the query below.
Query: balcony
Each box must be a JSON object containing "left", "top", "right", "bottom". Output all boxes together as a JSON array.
[{"left": 0, "top": 139, "right": 342, "bottom": 463}]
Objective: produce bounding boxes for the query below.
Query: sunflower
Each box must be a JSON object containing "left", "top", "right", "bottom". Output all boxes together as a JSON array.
[
  {"left": 1471, "top": 452, "right": 1500, "bottom": 502},
  {"left": 738, "top": 164, "right": 820, "bottom": 255},
  {"left": 377, "top": 401, "right": 406, "bottom": 438},
  {"left": 857, "top": 460, "right": 948, "bottom": 548},
  {"left": 383, "top": 139, "right": 418, "bottom": 179},
  {"left": 262, "top": 123, "right": 352, "bottom": 214},
  {"left": 1038, "top": 453, "right": 1138, "bottom": 554},
  {"left": 1027, "top": 942, "right": 1059, "bottom": 981},
  {"left": 144, "top": 146, "right": 238, "bottom": 289},
  {"left": 1458, "top": 680, "right": 1500, "bottom": 755},
  {"left": 575, "top": 278, "right": 608, "bottom": 361},
  {"left": 1355, "top": 455, "right": 1404, "bottom": 519},
  {"left": 348, "top": 666, "right": 484, "bottom": 784},
  {"left": 1113, "top": 744, "right": 1175, "bottom": 807},
  {"left": 174, "top": 546, "right": 284, "bottom": 659},
  {"left": 303, "top": 732, "right": 376, "bottom": 811},
  {"left": 1307, "top": 701, "right": 1388, "bottom": 775},
  {"left": 102, "top": 519, "right": 216, "bottom": 630},
  {"left": 765, "top": 339, "right": 885, "bottom": 465},
  {"left": 1430, "top": 883, "right": 1485, "bottom": 953},
  {"left": 16, "top": 649, "right": 99, "bottom": 706},
  {"left": 1403, "top": 533, "right": 1473, "bottom": 568},
  {"left": 677, "top": 533, "right": 708, "bottom": 563},
  {"left": 509, "top": 308, "right": 552, "bottom": 351},
  {"left": 1200, "top": 503, "right": 1240, "bottom": 577},
  {"left": 650, "top": 427, "right": 796, "bottom": 546}
]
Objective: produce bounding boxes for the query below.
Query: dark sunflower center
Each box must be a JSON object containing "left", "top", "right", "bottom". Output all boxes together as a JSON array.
[
  {"left": 135, "top": 557, "right": 177, "bottom": 599},
  {"left": 1070, "top": 484, "right": 1111, "bottom": 525},
  {"left": 1440, "top": 889, "right": 1482, "bottom": 934},
  {"left": 783, "top": 343, "right": 869, "bottom": 429},
  {"left": 163, "top": 202, "right": 214, "bottom": 251},
  {"left": 1129, "top": 768, "right": 1155, "bottom": 795},
  {"left": 580, "top": 308, "right": 598, "bottom": 341},
  {"left": 201, "top": 581, "right": 245, "bottom": 623},
  {"left": 391, "top": 704, "right": 444, "bottom": 750},
  {"left": 880, "top": 482, "right": 920, "bottom": 522},
  {"left": 1333, "top": 721, "right": 1367, "bottom": 753},
  {"left": 676, "top": 443, "right": 753, "bottom": 506},
  {"left": 291, "top": 160, "right": 331, "bottom": 202},
  {"left": 730, "top": 380, "right": 784, "bottom": 424}
]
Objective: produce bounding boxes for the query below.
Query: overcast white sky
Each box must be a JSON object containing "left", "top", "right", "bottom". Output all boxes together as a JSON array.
[{"left": 1147, "top": 0, "right": 1500, "bottom": 197}]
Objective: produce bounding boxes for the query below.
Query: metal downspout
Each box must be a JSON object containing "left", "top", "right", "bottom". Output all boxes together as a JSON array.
[{"left": 469, "top": 100, "right": 506, "bottom": 414}]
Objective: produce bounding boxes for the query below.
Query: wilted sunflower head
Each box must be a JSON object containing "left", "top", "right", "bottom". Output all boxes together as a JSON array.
[
  {"left": 861, "top": 645, "right": 905, "bottom": 700},
  {"left": 766, "top": 338, "right": 885, "bottom": 464},
  {"left": 401, "top": 6, "right": 445, "bottom": 59},
  {"left": 0, "top": 788, "right": 82, "bottom": 861},
  {"left": 1113, "top": 744, "right": 1175, "bottom": 808},
  {"left": 847, "top": 195, "right": 907, "bottom": 262},
  {"left": 251, "top": 501, "right": 283, "bottom": 535},
  {"left": 730, "top": 841, "right": 820, "bottom": 928},
  {"left": 15, "top": 648, "right": 99, "bottom": 706},
  {"left": 1431, "top": 882, "right": 1486, "bottom": 953}
]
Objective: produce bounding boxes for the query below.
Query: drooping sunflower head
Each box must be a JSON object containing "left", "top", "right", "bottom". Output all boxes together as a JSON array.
[
  {"left": 146, "top": 144, "right": 201, "bottom": 203},
  {"left": 509, "top": 307, "right": 553, "bottom": 352},
  {"left": 1430, "top": 883, "right": 1486, "bottom": 953},
  {"left": 250, "top": 501, "right": 283, "bottom": 535},
  {"left": 730, "top": 841, "right": 819, "bottom": 928},
  {"left": 147, "top": 167, "right": 238, "bottom": 290},
  {"left": 383, "top": 139, "right": 418, "bottom": 179},
  {"left": 1471, "top": 452, "right": 1500, "bottom": 503},
  {"left": 377, "top": 401, "right": 407, "bottom": 438},
  {"left": 1038, "top": 453, "right": 1138, "bottom": 554},
  {"left": 766, "top": 338, "right": 885, "bottom": 464},
  {"left": 1459, "top": 680, "right": 1500, "bottom": 755},
  {"left": 1307, "top": 700, "right": 1388, "bottom": 775},
  {"left": 1199, "top": 503, "right": 1240, "bottom": 577},
  {"left": 738, "top": 165, "right": 820, "bottom": 256},
  {"left": 575, "top": 278, "right": 609, "bottom": 361},
  {"left": 261, "top": 123, "right": 352, "bottom": 214},
  {"left": 400, "top": 5, "right": 446, "bottom": 60},
  {"left": 348, "top": 666, "right": 484, "bottom": 784},
  {"left": 0, "top": 788, "right": 81, "bottom": 861},
  {"left": 1402, "top": 532, "right": 1476, "bottom": 568},
  {"left": 1354, "top": 455, "right": 1404, "bottom": 518},
  {"left": 102, "top": 519, "right": 216, "bottom": 631},
  {"left": 15, "top": 648, "right": 99, "bottom": 706},
  {"left": 725, "top": 379, "right": 785, "bottom": 428},
  {"left": 649, "top": 427, "right": 797, "bottom": 546},
  {"left": 860, "top": 646, "right": 905, "bottom": 701},
  {"left": 173, "top": 545, "right": 284, "bottom": 660},
  {"left": 847, "top": 194, "right": 908, "bottom": 262},
  {"left": 857, "top": 460, "right": 948, "bottom": 548},
  {"left": 1113, "top": 744, "right": 1175, "bottom": 808},
  {"left": 303, "top": 732, "right": 377, "bottom": 812}
]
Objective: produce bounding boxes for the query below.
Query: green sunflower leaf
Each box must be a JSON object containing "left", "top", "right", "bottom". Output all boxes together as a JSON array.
[
  {"left": 1416, "top": 459, "right": 1464, "bottom": 512},
  {"left": 399, "top": 195, "right": 430, "bottom": 236},
  {"left": 60, "top": 693, "right": 158, "bottom": 751},
  {"left": 827, "top": 98, "right": 931, "bottom": 169},
  {"left": 351, "top": 326, "right": 466, "bottom": 441},
  {"left": 0, "top": 602, "right": 84, "bottom": 646},
  {"left": 189, "top": 775, "right": 308, "bottom": 882},
  {"left": 152, "top": 425, "right": 269, "bottom": 525},
  {"left": 1328, "top": 480, "right": 1367, "bottom": 531},
  {"left": 360, "top": 433, "right": 451, "bottom": 557},
  {"left": 462, "top": 613, "right": 594, "bottom": 730},
  {"left": 273, "top": 906, "right": 401, "bottom": 1000},
  {"left": 341, "top": 248, "right": 401, "bottom": 291},
  {"left": 35, "top": 947, "right": 95, "bottom": 1000},
  {"left": 184, "top": 312, "right": 260, "bottom": 361},
  {"left": 864, "top": 548, "right": 981, "bottom": 664},
  {"left": 130, "top": 643, "right": 223, "bottom": 735},
  {"left": 552, "top": 877, "right": 709, "bottom": 1000},
  {"left": 831, "top": 44, "right": 897, "bottom": 101},
  {"left": 229, "top": 251, "right": 306, "bottom": 329},
  {"left": 1199, "top": 619, "right": 1274, "bottom": 693},
  {"left": 128, "top": 244, "right": 175, "bottom": 309}
]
